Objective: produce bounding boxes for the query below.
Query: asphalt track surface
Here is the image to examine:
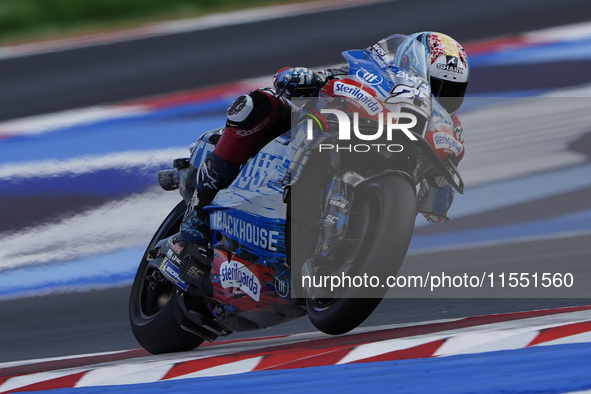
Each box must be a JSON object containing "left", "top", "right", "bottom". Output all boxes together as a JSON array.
[
  {"left": 1, "top": 238, "right": 589, "bottom": 363},
  {"left": 1, "top": 0, "right": 591, "bottom": 364},
  {"left": 2, "top": 0, "right": 591, "bottom": 121}
]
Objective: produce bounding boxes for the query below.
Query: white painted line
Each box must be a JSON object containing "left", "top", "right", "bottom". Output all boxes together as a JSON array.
[
  {"left": 0, "top": 369, "right": 90, "bottom": 393},
  {"left": 0, "top": 189, "right": 180, "bottom": 270},
  {"left": 3, "top": 308, "right": 591, "bottom": 392},
  {"left": 336, "top": 335, "right": 446, "bottom": 364},
  {"left": 0, "top": 105, "right": 147, "bottom": 138},
  {"left": 525, "top": 21, "right": 591, "bottom": 42},
  {"left": 0, "top": 147, "right": 186, "bottom": 179},
  {"left": 0, "top": 349, "right": 134, "bottom": 369},
  {"left": 167, "top": 356, "right": 264, "bottom": 379},
  {"left": 434, "top": 330, "right": 537, "bottom": 356},
  {"left": 75, "top": 361, "right": 174, "bottom": 387}
]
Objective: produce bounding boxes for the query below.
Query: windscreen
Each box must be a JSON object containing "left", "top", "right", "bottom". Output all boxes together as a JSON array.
[{"left": 391, "top": 35, "right": 429, "bottom": 82}]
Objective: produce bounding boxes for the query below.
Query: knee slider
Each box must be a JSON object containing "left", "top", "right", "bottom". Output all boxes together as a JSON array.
[
  {"left": 227, "top": 95, "right": 254, "bottom": 124},
  {"left": 226, "top": 90, "right": 273, "bottom": 129}
]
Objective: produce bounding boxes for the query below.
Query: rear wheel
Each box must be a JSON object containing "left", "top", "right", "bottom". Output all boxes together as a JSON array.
[
  {"left": 129, "top": 201, "right": 205, "bottom": 354},
  {"left": 306, "top": 174, "right": 416, "bottom": 335}
]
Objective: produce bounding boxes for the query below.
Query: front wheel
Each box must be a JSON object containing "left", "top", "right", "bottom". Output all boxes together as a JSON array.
[
  {"left": 307, "top": 174, "right": 416, "bottom": 335},
  {"left": 129, "top": 201, "right": 205, "bottom": 354}
]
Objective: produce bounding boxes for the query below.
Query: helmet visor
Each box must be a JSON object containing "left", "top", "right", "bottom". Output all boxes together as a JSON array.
[{"left": 431, "top": 77, "right": 468, "bottom": 113}]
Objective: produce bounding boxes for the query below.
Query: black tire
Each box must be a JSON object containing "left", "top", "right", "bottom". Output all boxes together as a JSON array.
[
  {"left": 306, "top": 174, "right": 416, "bottom": 335},
  {"left": 129, "top": 200, "right": 205, "bottom": 354}
]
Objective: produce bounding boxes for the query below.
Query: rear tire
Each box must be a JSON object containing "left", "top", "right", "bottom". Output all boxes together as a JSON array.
[
  {"left": 307, "top": 174, "right": 416, "bottom": 335},
  {"left": 129, "top": 201, "right": 205, "bottom": 354}
]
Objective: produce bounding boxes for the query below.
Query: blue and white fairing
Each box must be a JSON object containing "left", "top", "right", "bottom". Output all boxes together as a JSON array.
[
  {"left": 336, "top": 34, "right": 455, "bottom": 137},
  {"left": 189, "top": 129, "right": 291, "bottom": 264},
  {"left": 343, "top": 51, "right": 430, "bottom": 112},
  {"left": 186, "top": 35, "right": 458, "bottom": 265},
  {"left": 338, "top": 39, "right": 432, "bottom": 124}
]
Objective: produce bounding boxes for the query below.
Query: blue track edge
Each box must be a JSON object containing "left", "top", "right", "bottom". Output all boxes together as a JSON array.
[{"left": 35, "top": 342, "right": 591, "bottom": 394}]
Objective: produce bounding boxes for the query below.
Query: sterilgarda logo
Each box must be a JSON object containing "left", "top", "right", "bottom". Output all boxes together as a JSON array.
[
  {"left": 432, "top": 131, "right": 463, "bottom": 156},
  {"left": 333, "top": 81, "right": 383, "bottom": 115},
  {"left": 307, "top": 82, "right": 418, "bottom": 153},
  {"left": 220, "top": 260, "right": 260, "bottom": 302}
]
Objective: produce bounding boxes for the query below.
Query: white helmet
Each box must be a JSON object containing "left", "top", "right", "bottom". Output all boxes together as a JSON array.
[{"left": 412, "top": 32, "right": 470, "bottom": 113}]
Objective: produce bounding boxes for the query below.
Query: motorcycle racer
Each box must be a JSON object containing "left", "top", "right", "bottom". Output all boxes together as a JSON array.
[
  {"left": 172, "top": 32, "right": 470, "bottom": 294},
  {"left": 405, "top": 32, "right": 469, "bottom": 223}
]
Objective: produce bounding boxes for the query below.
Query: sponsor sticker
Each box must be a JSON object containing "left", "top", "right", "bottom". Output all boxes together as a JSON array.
[
  {"left": 432, "top": 131, "right": 463, "bottom": 156},
  {"left": 436, "top": 56, "right": 464, "bottom": 74},
  {"left": 356, "top": 68, "right": 384, "bottom": 85},
  {"left": 236, "top": 118, "right": 270, "bottom": 137},
  {"left": 333, "top": 81, "right": 383, "bottom": 115},
  {"left": 370, "top": 52, "right": 388, "bottom": 69},
  {"left": 220, "top": 260, "right": 261, "bottom": 301},
  {"left": 160, "top": 258, "right": 190, "bottom": 291},
  {"left": 372, "top": 43, "right": 387, "bottom": 57},
  {"left": 167, "top": 238, "right": 183, "bottom": 254},
  {"left": 324, "top": 214, "right": 339, "bottom": 225},
  {"left": 274, "top": 274, "right": 289, "bottom": 298},
  {"left": 329, "top": 195, "right": 349, "bottom": 209},
  {"left": 211, "top": 210, "right": 280, "bottom": 252}
]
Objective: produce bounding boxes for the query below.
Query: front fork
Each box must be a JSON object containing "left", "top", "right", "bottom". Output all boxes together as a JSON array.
[
  {"left": 314, "top": 172, "right": 360, "bottom": 261},
  {"left": 312, "top": 170, "right": 414, "bottom": 262}
]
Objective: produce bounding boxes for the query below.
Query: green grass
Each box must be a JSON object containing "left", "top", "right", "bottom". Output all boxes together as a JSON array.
[{"left": 0, "top": 0, "right": 308, "bottom": 45}]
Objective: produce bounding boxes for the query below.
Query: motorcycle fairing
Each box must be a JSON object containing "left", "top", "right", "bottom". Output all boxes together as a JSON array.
[
  {"left": 207, "top": 133, "right": 290, "bottom": 261},
  {"left": 184, "top": 130, "right": 303, "bottom": 329},
  {"left": 166, "top": 41, "right": 464, "bottom": 331},
  {"left": 340, "top": 49, "right": 433, "bottom": 123}
]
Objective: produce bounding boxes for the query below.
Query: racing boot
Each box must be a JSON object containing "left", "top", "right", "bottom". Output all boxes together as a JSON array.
[
  {"left": 179, "top": 151, "right": 240, "bottom": 246},
  {"left": 180, "top": 202, "right": 211, "bottom": 247},
  {"left": 176, "top": 152, "right": 240, "bottom": 296}
]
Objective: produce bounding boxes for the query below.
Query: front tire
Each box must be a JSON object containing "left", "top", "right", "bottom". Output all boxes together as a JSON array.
[
  {"left": 129, "top": 201, "right": 205, "bottom": 354},
  {"left": 307, "top": 174, "right": 416, "bottom": 335}
]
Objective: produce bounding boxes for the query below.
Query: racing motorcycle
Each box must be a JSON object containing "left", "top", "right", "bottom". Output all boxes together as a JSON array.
[{"left": 129, "top": 35, "right": 464, "bottom": 354}]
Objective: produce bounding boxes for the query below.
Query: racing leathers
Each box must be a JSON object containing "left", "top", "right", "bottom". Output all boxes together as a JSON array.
[
  {"left": 176, "top": 65, "right": 465, "bottom": 293},
  {"left": 179, "top": 66, "right": 342, "bottom": 246},
  {"left": 179, "top": 88, "right": 292, "bottom": 246}
]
